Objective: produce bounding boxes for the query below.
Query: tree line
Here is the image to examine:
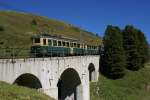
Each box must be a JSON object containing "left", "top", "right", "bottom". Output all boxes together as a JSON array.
[{"left": 100, "top": 25, "right": 149, "bottom": 79}]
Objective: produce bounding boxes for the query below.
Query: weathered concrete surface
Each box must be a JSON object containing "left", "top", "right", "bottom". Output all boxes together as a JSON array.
[{"left": 0, "top": 55, "right": 99, "bottom": 100}]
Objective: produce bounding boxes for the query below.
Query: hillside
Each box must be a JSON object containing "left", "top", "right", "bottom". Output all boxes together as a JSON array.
[
  {"left": 90, "top": 62, "right": 150, "bottom": 100},
  {"left": 0, "top": 11, "right": 102, "bottom": 48},
  {"left": 0, "top": 81, "right": 55, "bottom": 100}
]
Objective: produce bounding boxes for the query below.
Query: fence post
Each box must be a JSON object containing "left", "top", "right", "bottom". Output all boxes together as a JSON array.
[{"left": 11, "top": 47, "right": 14, "bottom": 63}]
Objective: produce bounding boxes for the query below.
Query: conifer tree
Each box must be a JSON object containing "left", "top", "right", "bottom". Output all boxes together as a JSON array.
[
  {"left": 100, "top": 25, "right": 126, "bottom": 79},
  {"left": 122, "top": 25, "right": 141, "bottom": 70},
  {"left": 137, "top": 30, "right": 149, "bottom": 66}
]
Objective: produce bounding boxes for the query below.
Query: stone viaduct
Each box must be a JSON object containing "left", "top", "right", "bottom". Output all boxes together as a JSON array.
[{"left": 0, "top": 55, "right": 100, "bottom": 100}]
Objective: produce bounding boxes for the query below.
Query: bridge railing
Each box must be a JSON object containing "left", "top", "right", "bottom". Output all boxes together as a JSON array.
[
  {"left": 0, "top": 47, "right": 100, "bottom": 59},
  {"left": 0, "top": 48, "right": 31, "bottom": 59}
]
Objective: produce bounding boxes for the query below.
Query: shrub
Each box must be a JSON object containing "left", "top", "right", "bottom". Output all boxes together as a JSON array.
[
  {"left": 0, "top": 25, "right": 4, "bottom": 31},
  {"left": 31, "top": 19, "right": 37, "bottom": 25}
]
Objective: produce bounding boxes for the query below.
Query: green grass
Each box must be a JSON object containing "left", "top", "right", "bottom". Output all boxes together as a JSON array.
[
  {"left": 90, "top": 62, "right": 150, "bottom": 100},
  {"left": 0, "top": 10, "right": 102, "bottom": 49},
  {"left": 0, "top": 81, "right": 55, "bottom": 100}
]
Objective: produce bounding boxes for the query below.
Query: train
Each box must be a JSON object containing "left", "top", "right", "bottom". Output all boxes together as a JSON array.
[{"left": 31, "top": 34, "right": 100, "bottom": 57}]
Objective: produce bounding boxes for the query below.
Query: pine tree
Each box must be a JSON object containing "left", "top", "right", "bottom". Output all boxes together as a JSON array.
[
  {"left": 100, "top": 25, "right": 126, "bottom": 79},
  {"left": 137, "top": 30, "right": 149, "bottom": 66},
  {"left": 123, "top": 25, "right": 141, "bottom": 70}
]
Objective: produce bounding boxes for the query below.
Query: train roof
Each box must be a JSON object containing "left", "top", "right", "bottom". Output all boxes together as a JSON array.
[{"left": 32, "top": 33, "right": 79, "bottom": 42}]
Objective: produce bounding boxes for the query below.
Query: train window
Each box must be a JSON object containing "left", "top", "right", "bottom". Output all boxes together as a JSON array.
[
  {"left": 58, "top": 41, "right": 62, "bottom": 46},
  {"left": 43, "top": 39, "right": 46, "bottom": 45},
  {"left": 70, "top": 43, "right": 73, "bottom": 47},
  {"left": 63, "top": 41, "right": 65, "bottom": 46},
  {"left": 97, "top": 46, "right": 99, "bottom": 49},
  {"left": 53, "top": 40, "right": 57, "bottom": 46},
  {"left": 93, "top": 46, "right": 95, "bottom": 49},
  {"left": 34, "top": 38, "right": 40, "bottom": 43},
  {"left": 81, "top": 44, "right": 83, "bottom": 48},
  {"left": 95, "top": 46, "right": 97, "bottom": 49},
  {"left": 77, "top": 44, "right": 80, "bottom": 48},
  {"left": 48, "top": 40, "right": 52, "bottom": 46},
  {"left": 80, "top": 44, "right": 82, "bottom": 48},
  {"left": 66, "top": 42, "right": 69, "bottom": 47},
  {"left": 87, "top": 45, "right": 89, "bottom": 49},
  {"left": 73, "top": 43, "right": 77, "bottom": 47},
  {"left": 89, "top": 46, "right": 91, "bottom": 49},
  {"left": 82, "top": 44, "right": 84, "bottom": 48},
  {"left": 84, "top": 45, "right": 86, "bottom": 49}
]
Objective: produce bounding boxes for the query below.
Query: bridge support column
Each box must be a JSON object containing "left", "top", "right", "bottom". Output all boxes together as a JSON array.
[
  {"left": 83, "top": 84, "right": 90, "bottom": 100},
  {"left": 44, "top": 87, "right": 58, "bottom": 100},
  {"left": 93, "top": 71, "right": 99, "bottom": 82},
  {"left": 76, "top": 84, "right": 83, "bottom": 100}
]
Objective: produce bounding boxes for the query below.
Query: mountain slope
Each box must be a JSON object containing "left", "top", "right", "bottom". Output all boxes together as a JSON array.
[{"left": 0, "top": 11, "right": 102, "bottom": 48}]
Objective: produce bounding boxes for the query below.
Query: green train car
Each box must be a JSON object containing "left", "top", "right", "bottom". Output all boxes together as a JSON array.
[{"left": 31, "top": 34, "right": 100, "bottom": 57}]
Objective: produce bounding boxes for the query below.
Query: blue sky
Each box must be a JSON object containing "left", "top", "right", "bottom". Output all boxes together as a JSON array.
[{"left": 0, "top": 0, "right": 150, "bottom": 43}]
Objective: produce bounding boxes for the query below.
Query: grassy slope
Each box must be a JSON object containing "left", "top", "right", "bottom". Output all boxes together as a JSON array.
[
  {"left": 0, "top": 11, "right": 102, "bottom": 48},
  {"left": 0, "top": 81, "right": 55, "bottom": 100},
  {"left": 90, "top": 62, "right": 150, "bottom": 100}
]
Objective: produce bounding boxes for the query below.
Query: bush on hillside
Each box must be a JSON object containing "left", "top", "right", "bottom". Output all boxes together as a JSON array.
[
  {"left": 31, "top": 19, "right": 37, "bottom": 25},
  {"left": 0, "top": 25, "right": 4, "bottom": 31}
]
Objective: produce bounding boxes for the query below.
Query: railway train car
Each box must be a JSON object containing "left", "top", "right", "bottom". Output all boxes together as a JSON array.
[{"left": 31, "top": 34, "right": 100, "bottom": 57}]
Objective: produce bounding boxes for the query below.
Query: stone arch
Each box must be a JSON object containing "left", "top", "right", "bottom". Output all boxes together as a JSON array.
[
  {"left": 88, "top": 63, "right": 96, "bottom": 82},
  {"left": 13, "top": 73, "right": 42, "bottom": 89},
  {"left": 57, "top": 68, "right": 82, "bottom": 100}
]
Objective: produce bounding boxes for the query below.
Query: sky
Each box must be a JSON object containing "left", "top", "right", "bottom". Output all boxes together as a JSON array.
[{"left": 0, "top": 0, "right": 149, "bottom": 43}]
